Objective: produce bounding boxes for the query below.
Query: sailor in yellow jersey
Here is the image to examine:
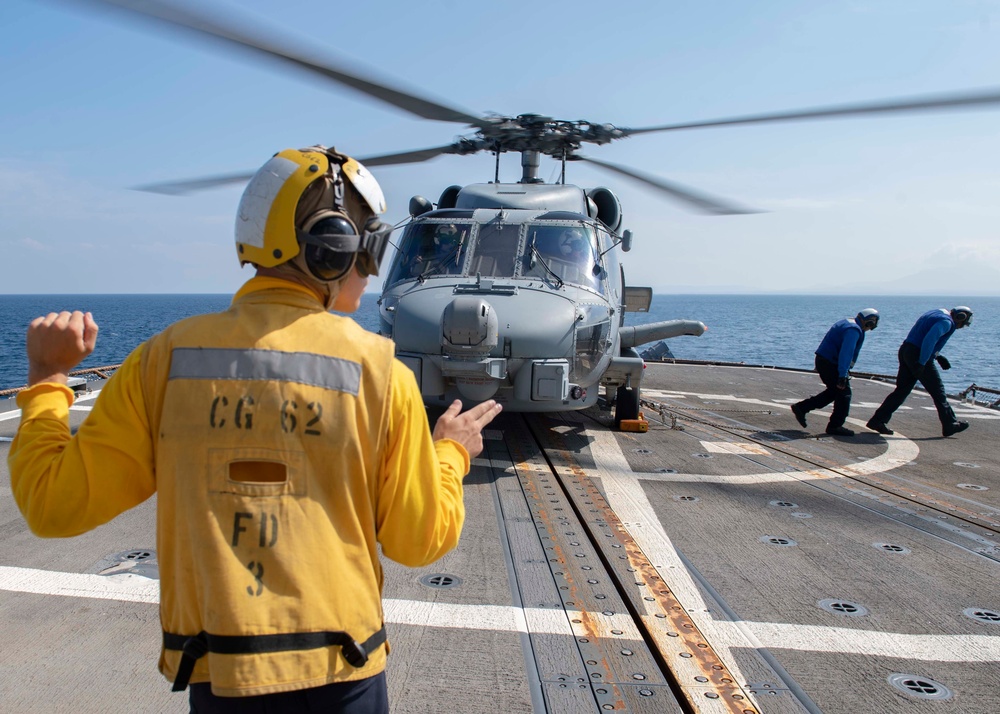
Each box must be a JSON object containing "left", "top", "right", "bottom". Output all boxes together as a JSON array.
[{"left": 8, "top": 146, "right": 502, "bottom": 713}]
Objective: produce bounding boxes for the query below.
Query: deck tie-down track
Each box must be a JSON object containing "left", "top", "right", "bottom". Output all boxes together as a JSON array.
[{"left": 489, "top": 414, "right": 772, "bottom": 713}]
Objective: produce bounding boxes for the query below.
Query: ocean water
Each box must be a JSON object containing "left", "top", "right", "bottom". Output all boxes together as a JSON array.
[
  {"left": 627, "top": 295, "right": 998, "bottom": 396},
  {"left": 2, "top": 293, "right": 997, "bottom": 395}
]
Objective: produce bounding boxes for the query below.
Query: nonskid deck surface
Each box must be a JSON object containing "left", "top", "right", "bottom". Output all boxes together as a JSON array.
[{"left": 1, "top": 363, "right": 999, "bottom": 712}]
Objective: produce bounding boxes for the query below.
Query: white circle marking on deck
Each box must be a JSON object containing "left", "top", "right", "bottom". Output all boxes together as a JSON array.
[{"left": 639, "top": 389, "right": 918, "bottom": 483}]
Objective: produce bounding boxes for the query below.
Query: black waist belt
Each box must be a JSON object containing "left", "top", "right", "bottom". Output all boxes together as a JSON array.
[{"left": 164, "top": 625, "right": 387, "bottom": 692}]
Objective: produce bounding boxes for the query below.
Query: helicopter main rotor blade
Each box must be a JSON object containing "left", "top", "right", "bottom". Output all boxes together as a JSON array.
[
  {"left": 72, "top": 0, "right": 489, "bottom": 128},
  {"left": 576, "top": 156, "right": 759, "bottom": 216},
  {"left": 620, "top": 87, "right": 1000, "bottom": 136},
  {"left": 134, "top": 171, "right": 256, "bottom": 195},
  {"left": 133, "top": 145, "right": 463, "bottom": 194},
  {"left": 358, "top": 145, "right": 464, "bottom": 167}
]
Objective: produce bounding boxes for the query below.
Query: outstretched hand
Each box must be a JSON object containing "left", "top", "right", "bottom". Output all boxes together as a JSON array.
[
  {"left": 432, "top": 399, "right": 503, "bottom": 460},
  {"left": 26, "top": 311, "right": 99, "bottom": 386}
]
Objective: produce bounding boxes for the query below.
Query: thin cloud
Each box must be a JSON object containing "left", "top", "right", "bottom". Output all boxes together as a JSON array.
[
  {"left": 19, "top": 237, "right": 51, "bottom": 253},
  {"left": 923, "top": 242, "right": 1000, "bottom": 270}
]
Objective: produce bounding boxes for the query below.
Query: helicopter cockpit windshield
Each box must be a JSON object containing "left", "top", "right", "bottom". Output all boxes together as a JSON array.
[
  {"left": 388, "top": 221, "right": 470, "bottom": 282},
  {"left": 387, "top": 217, "right": 605, "bottom": 292},
  {"left": 524, "top": 224, "right": 602, "bottom": 291}
]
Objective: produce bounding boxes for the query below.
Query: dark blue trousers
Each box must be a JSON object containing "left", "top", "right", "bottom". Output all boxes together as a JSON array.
[
  {"left": 871, "top": 342, "right": 956, "bottom": 427},
  {"left": 189, "top": 672, "right": 388, "bottom": 714},
  {"left": 795, "top": 355, "right": 851, "bottom": 428}
]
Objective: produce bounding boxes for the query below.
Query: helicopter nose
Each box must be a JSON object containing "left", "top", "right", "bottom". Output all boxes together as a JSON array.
[{"left": 441, "top": 296, "right": 503, "bottom": 402}]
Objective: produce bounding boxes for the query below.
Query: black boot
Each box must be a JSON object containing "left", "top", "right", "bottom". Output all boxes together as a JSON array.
[
  {"left": 866, "top": 419, "right": 893, "bottom": 435},
  {"left": 942, "top": 421, "right": 969, "bottom": 437},
  {"left": 791, "top": 404, "right": 808, "bottom": 428},
  {"left": 826, "top": 425, "right": 855, "bottom": 436}
]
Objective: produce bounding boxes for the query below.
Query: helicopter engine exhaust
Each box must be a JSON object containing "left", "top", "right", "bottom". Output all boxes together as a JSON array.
[
  {"left": 441, "top": 296, "right": 502, "bottom": 401},
  {"left": 586, "top": 187, "right": 623, "bottom": 232}
]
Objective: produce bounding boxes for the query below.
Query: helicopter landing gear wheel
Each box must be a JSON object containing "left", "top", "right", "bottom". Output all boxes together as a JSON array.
[{"left": 613, "top": 385, "right": 640, "bottom": 430}]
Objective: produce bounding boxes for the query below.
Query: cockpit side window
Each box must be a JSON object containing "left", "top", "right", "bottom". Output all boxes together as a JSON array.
[
  {"left": 387, "top": 222, "right": 471, "bottom": 283},
  {"left": 523, "top": 224, "right": 603, "bottom": 292}
]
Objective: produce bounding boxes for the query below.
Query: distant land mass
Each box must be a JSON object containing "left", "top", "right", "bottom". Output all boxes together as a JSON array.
[{"left": 819, "top": 263, "right": 1000, "bottom": 297}]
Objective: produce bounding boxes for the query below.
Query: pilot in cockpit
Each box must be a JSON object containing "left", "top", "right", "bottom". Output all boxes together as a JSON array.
[
  {"left": 406, "top": 224, "right": 462, "bottom": 277},
  {"left": 559, "top": 227, "right": 602, "bottom": 289},
  {"left": 558, "top": 228, "right": 590, "bottom": 263},
  {"left": 434, "top": 224, "right": 461, "bottom": 255}
]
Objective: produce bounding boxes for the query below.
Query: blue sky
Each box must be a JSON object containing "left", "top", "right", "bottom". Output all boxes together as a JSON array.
[{"left": 2, "top": 0, "right": 999, "bottom": 295}]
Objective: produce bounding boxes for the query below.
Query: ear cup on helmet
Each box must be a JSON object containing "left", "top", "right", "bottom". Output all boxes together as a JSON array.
[
  {"left": 950, "top": 306, "right": 973, "bottom": 327},
  {"left": 302, "top": 213, "right": 358, "bottom": 281}
]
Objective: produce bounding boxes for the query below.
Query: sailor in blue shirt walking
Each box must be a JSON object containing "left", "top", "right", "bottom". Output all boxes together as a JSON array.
[
  {"left": 867, "top": 307, "right": 973, "bottom": 437},
  {"left": 792, "top": 309, "right": 880, "bottom": 436}
]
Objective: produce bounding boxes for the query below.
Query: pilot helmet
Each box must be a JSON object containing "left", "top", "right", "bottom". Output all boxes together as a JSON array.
[
  {"left": 434, "top": 224, "right": 460, "bottom": 248},
  {"left": 856, "top": 308, "right": 879, "bottom": 331},
  {"left": 235, "top": 146, "right": 390, "bottom": 281},
  {"left": 559, "top": 229, "right": 587, "bottom": 257},
  {"left": 950, "top": 306, "right": 973, "bottom": 328}
]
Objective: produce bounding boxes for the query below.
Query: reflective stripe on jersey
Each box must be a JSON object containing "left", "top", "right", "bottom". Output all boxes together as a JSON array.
[{"left": 169, "top": 347, "right": 361, "bottom": 395}]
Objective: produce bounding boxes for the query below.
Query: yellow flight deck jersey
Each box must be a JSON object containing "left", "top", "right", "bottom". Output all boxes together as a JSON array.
[{"left": 9, "top": 277, "right": 470, "bottom": 697}]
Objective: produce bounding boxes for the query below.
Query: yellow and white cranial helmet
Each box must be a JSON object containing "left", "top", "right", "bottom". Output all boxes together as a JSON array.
[{"left": 234, "top": 146, "right": 387, "bottom": 269}]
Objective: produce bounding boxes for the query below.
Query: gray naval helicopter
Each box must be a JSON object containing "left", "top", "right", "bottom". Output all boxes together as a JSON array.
[
  {"left": 84, "top": 0, "right": 1000, "bottom": 426},
  {"left": 377, "top": 143, "right": 710, "bottom": 425}
]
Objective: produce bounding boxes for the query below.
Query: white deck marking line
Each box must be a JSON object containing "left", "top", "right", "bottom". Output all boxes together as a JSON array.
[
  {"left": 647, "top": 390, "right": 918, "bottom": 411},
  {"left": 600, "top": 391, "right": 994, "bottom": 556},
  {"left": 635, "top": 390, "right": 919, "bottom": 483},
  {"left": 746, "top": 622, "right": 1000, "bottom": 662},
  {"left": 585, "top": 427, "right": 764, "bottom": 686},
  {"left": 0, "top": 565, "right": 160, "bottom": 603},
  {"left": 561, "top": 425, "right": 1000, "bottom": 669},
  {"left": 0, "top": 436, "right": 12, "bottom": 442},
  {"left": 700, "top": 441, "right": 771, "bottom": 455},
  {"left": 2, "top": 565, "right": 997, "bottom": 661}
]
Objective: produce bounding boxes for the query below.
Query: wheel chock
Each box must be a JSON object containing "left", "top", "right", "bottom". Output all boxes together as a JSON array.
[{"left": 619, "top": 411, "right": 648, "bottom": 433}]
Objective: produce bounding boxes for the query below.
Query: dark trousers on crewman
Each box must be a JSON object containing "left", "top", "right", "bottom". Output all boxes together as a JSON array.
[
  {"left": 189, "top": 672, "right": 388, "bottom": 714},
  {"left": 795, "top": 355, "right": 851, "bottom": 429},
  {"left": 871, "top": 342, "right": 956, "bottom": 427}
]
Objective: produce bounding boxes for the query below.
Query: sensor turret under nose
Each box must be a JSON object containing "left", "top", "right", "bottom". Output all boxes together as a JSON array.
[
  {"left": 441, "top": 296, "right": 504, "bottom": 402},
  {"left": 441, "top": 296, "right": 499, "bottom": 354}
]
